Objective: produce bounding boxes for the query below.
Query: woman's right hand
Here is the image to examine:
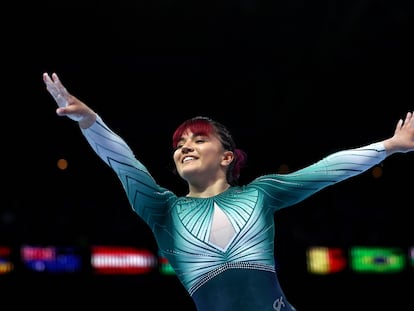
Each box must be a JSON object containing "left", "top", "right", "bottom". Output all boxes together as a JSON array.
[{"left": 43, "top": 72, "right": 96, "bottom": 128}]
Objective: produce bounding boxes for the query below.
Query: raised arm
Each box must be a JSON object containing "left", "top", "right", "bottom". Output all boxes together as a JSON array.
[{"left": 43, "top": 72, "right": 176, "bottom": 228}]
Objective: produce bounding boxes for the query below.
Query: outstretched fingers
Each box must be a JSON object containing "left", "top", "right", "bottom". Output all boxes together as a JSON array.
[
  {"left": 404, "top": 111, "right": 414, "bottom": 128},
  {"left": 43, "top": 72, "right": 70, "bottom": 108}
]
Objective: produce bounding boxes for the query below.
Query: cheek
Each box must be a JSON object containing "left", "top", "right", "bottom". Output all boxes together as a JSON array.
[{"left": 173, "top": 151, "right": 180, "bottom": 164}]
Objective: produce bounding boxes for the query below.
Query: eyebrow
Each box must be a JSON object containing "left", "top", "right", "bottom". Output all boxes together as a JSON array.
[{"left": 181, "top": 131, "right": 209, "bottom": 138}]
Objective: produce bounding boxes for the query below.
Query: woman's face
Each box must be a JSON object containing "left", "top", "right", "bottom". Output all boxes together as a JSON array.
[{"left": 173, "top": 129, "right": 231, "bottom": 184}]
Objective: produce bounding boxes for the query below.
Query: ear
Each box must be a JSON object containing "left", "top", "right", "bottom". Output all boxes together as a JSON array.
[{"left": 221, "top": 150, "right": 234, "bottom": 167}]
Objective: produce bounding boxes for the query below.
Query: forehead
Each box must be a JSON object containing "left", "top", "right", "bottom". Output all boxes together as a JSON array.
[
  {"left": 173, "top": 120, "right": 217, "bottom": 147},
  {"left": 180, "top": 128, "right": 211, "bottom": 138}
]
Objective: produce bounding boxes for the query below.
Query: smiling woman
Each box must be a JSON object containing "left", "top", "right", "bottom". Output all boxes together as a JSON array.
[
  {"left": 42, "top": 71, "right": 414, "bottom": 311},
  {"left": 171, "top": 116, "right": 247, "bottom": 197}
]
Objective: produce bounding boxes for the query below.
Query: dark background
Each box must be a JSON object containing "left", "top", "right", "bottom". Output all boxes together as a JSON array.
[{"left": 3, "top": 1, "right": 414, "bottom": 309}]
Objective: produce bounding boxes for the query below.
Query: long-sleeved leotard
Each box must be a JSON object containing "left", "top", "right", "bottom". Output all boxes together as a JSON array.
[{"left": 81, "top": 116, "right": 387, "bottom": 311}]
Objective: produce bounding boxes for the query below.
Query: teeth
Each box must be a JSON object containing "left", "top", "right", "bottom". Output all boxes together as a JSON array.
[{"left": 183, "top": 157, "right": 195, "bottom": 162}]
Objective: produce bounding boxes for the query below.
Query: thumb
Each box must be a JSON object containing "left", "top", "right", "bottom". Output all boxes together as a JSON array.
[{"left": 56, "top": 107, "right": 67, "bottom": 116}]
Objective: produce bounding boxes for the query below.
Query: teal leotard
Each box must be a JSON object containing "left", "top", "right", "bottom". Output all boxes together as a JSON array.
[{"left": 81, "top": 116, "right": 387, "bottom": 310}]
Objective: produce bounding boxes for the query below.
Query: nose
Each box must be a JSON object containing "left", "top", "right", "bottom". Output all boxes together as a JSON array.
[{"left": 181, "top": 145, "right": 193, "bottom": 153}]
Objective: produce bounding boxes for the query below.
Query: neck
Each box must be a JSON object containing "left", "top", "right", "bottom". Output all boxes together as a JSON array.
[{"left": 187, "top": 180, "right": 231, "bottom": 198}]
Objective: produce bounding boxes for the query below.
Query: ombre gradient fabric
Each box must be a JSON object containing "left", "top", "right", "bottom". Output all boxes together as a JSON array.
[{"left": 81, "top": 116, "right": 386, "bottom": 311}]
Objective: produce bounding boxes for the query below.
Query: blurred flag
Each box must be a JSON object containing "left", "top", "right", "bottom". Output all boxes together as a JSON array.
[{"left": 91, "top": 246, "right": 157, "bottom": 274}]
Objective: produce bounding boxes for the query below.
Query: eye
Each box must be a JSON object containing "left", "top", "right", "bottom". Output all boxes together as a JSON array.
[{"left": 195, "top": 135, "right": 208, "bottom": 143}]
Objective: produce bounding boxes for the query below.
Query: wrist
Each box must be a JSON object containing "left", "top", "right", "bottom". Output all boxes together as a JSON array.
[
  {"left": 382, "top": 138, "right": 397, "bottom": 156},
  {"left": 79, "top": 113, "right": 97, "bottom": 129}
]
